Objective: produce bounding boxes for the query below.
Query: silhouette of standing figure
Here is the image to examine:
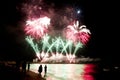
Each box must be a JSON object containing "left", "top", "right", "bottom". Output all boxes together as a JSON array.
[
  {"left": 44, "top": 65, "right": 47, "bottom": 75},
  {"left": 22, "top": 61, "right": 26, "bottom": 73},
  {"left": 28, "top": 62, "right": 30, "bottom": 71},
  {"left": 38, "top": 64, "right": 42, "bottom": 74}
]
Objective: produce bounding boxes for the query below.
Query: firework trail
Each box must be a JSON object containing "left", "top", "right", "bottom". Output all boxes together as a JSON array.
[{"left": 25, "top": 36, "right": 40, "bottom": 59}]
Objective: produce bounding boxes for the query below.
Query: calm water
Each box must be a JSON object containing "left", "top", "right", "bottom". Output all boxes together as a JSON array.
[{"left": 27, "top": 63, "right": 120, "bottom": 80}]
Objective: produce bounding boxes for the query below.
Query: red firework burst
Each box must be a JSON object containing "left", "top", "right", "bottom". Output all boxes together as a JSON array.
[
  {"left": 25, "top": 16, "right": 50, "bottom": 39},
  {"left": 64, "top": 21, "right": 91, "bottom": 45}
]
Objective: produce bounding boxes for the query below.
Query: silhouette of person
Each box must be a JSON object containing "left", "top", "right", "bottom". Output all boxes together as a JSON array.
[
  {"left": 22, "top": 61, "right": 26, "bottom": 73},
  {"left": 38, "top": 64, "right": 42, "bottom": 74},
  {"left": 16, "top": 60, "right": 20, "bottom": 71},
  {"left": 44, "top": 65, "right": 47, "bottom": 75},
  {"left": 44, "top": 65, "right": 47, "bottom": 77},
  {"left": 28, "top": 62, "right": 30, "bottom": 71}
]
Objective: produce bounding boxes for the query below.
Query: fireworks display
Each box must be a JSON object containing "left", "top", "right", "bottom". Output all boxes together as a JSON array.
[{"left": 22, "top": 0, "right": 91, "bottom": 63}]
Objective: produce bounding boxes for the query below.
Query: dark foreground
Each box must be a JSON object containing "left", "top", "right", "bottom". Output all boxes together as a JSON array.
[
  {"left": 0, "top": 63, "right": 120, "bottom": 80},
  {"left": 0, "top": 63, "right": 45, "bottom": 80}
]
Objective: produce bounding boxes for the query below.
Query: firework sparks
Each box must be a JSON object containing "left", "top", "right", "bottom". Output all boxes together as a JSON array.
[
  {"left": 64, "top": 21, "right": 91, "bottom": 44},
  {"left": 25, "top": 16, "right": 50, "bottom": 39}
]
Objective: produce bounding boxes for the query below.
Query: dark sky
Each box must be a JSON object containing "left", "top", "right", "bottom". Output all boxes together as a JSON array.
[{"left": 0, "top": 0, "right": 119, "bottom": 62}]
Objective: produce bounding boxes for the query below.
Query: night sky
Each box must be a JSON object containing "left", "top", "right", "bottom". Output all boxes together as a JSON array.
[{"left": 0, "top": 0, "right": 119, "bottom": 63}]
